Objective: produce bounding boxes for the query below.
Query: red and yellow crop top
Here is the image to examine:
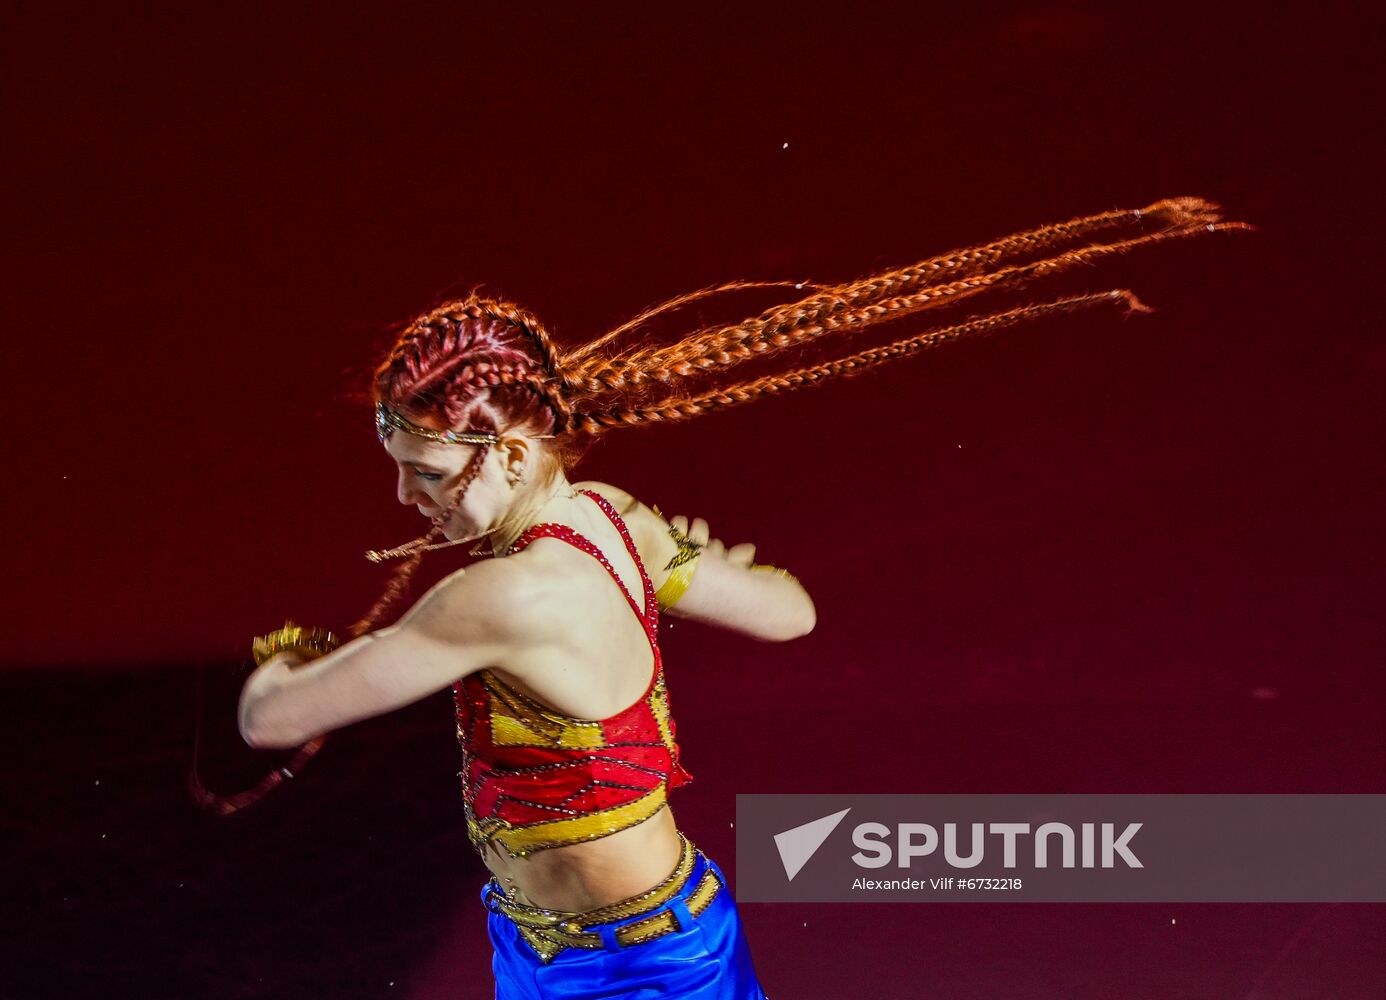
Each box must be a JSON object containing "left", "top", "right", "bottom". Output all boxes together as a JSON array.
[{"left": 451, "top": 489, "right": 693, "bottom": 859}]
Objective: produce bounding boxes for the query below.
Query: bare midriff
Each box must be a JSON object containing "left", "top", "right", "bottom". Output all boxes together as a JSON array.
[{"left": 482, "top": 804, "right": 684, "bottom": 912}]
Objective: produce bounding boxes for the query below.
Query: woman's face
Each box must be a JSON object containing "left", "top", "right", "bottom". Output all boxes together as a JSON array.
[{"left": 382, "top": 416, "right": 514, "bottom": 541}]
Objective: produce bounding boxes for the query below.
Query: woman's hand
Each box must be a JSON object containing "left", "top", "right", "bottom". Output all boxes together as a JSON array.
[
  {"left": 584, "top": 483, "right": 816, "bottom": 641},
  {"left": 238, "top": 558, "right": 549, "bottom": 749},
  {"left": 657, "top": 511, "right": 815, "bottom": 641},
  {"left": 666, "top": 514, "right": 757, "bottom": 569}
]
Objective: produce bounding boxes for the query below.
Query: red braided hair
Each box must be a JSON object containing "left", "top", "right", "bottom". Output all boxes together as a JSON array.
[
  {"left": 348, "top": 196, "right": 1250, "bottom": 633},
  {"left": 196, "top": 197, "right": 1249, "bottom": 815}
]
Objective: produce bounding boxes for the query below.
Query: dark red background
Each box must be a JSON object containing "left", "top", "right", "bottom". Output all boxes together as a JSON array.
[{"left": 3, "top": 3, "right": 1383, "bottom": 998}]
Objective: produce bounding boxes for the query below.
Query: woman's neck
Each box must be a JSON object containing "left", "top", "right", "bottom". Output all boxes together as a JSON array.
[{"left": 487, "top": 474, "right": 582, "bottom": 556}]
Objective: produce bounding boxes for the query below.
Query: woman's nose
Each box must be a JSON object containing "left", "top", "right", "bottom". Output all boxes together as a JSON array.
[{"left": 397, "top": 471, "right": 424, "bottom": 506}]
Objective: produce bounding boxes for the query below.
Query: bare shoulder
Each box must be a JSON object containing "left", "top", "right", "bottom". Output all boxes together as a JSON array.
[
  {"left": 572, "top": 480, "right": 680, "bottom": 571},
  {"left": 400, "top": 554, "right": 567, "bottom": 647},
  {"left": 574, "top": 480, "right": 816, "bottom": 642},
  {"left": 572, "top": 480, "right": 640, "bottom": 516}
]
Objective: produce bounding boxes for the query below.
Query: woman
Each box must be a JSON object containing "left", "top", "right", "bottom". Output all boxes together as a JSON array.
[{"left": 232, "top": 198, "right": 1244, "bottom": 998}]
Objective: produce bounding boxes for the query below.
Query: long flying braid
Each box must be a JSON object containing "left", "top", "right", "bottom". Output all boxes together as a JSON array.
[
  {"left": 565, "top": 279, "right": 828, "bottom": 364},
  {"left": 196, "top": 196, "right": 1248, "bottom": 816},
  {"left": 615, "top": 197, "right": 1220, "bottom": 372},
  {"left": 567, "top": 291, "right": 1149, "bottom": 431},
  {"left": 571, "top": 219, "right": 1249, "bottom": 396},
  {"left": 572, "top": 198, "right": 1238, "bottom": 395}
]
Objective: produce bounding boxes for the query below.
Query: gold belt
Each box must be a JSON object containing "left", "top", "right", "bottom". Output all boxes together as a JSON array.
[{"left": 483, "top": 834, "right": 722, "bottom": 962}]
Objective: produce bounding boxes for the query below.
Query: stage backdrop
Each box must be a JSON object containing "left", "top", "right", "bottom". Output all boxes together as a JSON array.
[{"left": 3, "top": 4, "right": 1382, "bottom": 999}]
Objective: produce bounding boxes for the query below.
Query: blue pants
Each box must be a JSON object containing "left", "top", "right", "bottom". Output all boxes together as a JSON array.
[{"left": 482, "top": 851, "right": 768, "bottom": 999}]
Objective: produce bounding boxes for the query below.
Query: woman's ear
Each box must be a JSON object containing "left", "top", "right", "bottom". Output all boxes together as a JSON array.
[{"left": 498, "top": 435, "right": 532, "bottom": 482}]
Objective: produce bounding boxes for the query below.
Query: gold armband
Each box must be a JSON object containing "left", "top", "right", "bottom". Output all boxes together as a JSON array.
[
  {"left": 656, "top": 558, "right": 699, "bottom": 612},
  {"left": 750, "top": 563, "right": 799, "bottom": 585},
  {"left": 655, "top": 517, "right": 704, "bottom": 612},
  {"left": 251, "top": 621, "right": 341, "bottom": 667}
]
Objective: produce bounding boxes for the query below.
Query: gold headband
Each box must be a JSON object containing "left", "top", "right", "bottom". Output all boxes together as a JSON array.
[{"left": 375, "top": 402, "right": 500, "bottom": 447}]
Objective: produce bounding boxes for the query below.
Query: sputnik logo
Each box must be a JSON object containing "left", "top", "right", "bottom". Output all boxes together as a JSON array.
[{"left": 774, "top": 808, "right": 851, "bottom": 881}]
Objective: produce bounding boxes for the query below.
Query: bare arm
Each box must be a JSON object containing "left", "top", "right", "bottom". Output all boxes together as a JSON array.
[
  {"left": 578, "top": 482, "right": 816, "bottom": 642},
  {"left": 238, "top": 561, "right": 535, "bottom": 749},
  {"left": 657, "top": 514, "right": 816, "bottom": 641}
]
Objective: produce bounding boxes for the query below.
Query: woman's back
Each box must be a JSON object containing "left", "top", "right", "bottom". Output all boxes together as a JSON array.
[
  {"left": 478, "top": 484, "right": 665, "bottom": 720},
  {"left": 462, "top": 483, "right": 692, "bottom": 911}
]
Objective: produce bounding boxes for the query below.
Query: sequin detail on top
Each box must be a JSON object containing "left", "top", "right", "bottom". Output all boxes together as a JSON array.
[{"left": 452, "top": 489, "right": 693, "bottom": 859}]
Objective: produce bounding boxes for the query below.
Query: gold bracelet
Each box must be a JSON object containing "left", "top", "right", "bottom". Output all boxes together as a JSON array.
[
  {"left": 251, "top": 621, "right": 341, "bottom": 667},
  {"left": 750, "top": 563, "right": 799, "bottom": 585},
  {"left": 655, "top": 515, "right": 704, "bottom": 612},
  {"left": 656, "top": 558, "right": 699, "bottom": 612}
]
